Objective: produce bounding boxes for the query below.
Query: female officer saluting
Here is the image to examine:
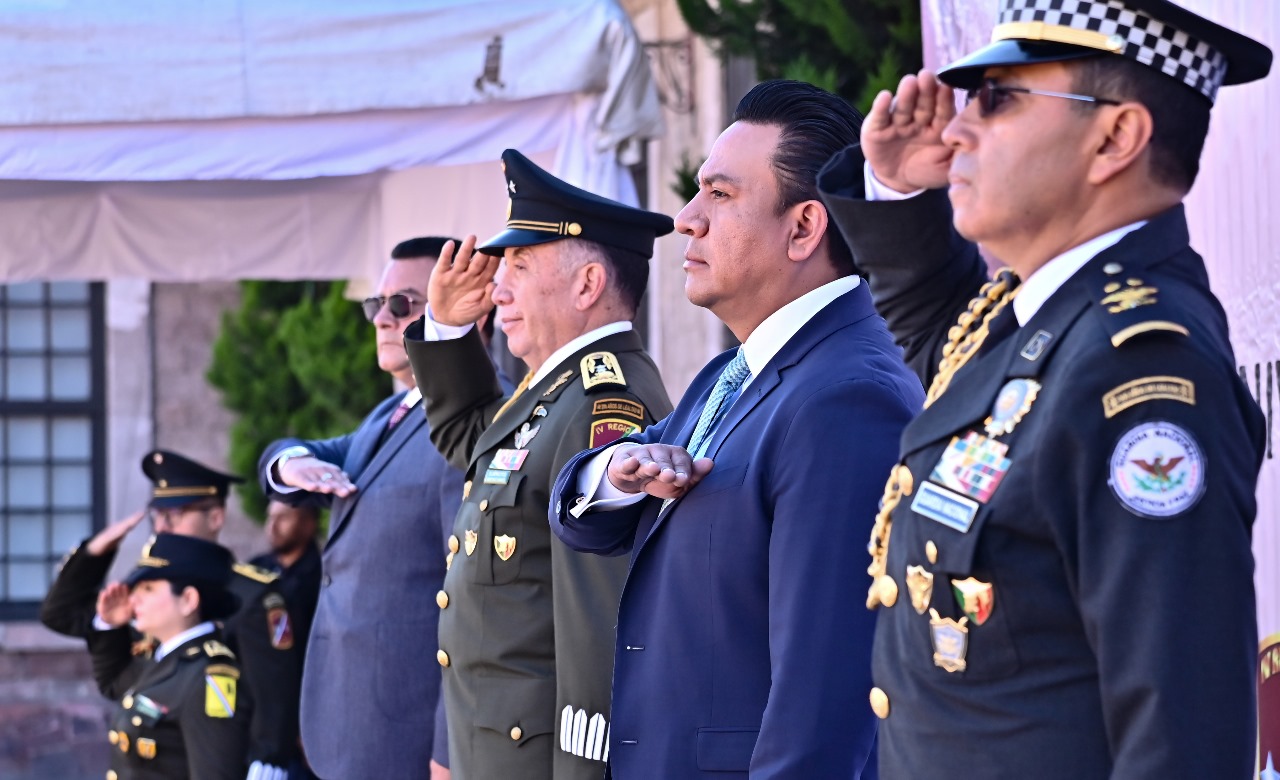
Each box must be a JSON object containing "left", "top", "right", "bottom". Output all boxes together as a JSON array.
[{"left": 90, "top": 532, "right": 249, "bottom": 780}]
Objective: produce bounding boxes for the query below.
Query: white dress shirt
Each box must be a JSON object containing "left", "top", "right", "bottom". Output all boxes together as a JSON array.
[
  {"left": 572, "top": 276, "right": 861, "bottom": 514},
  {"left": 154, "top": 620, "right": 217, "bottom": 662}
]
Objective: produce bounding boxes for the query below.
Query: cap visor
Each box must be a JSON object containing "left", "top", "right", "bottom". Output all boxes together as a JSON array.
[
  {"left": 477, "top": 228, "right": 564, "bottom": 256},
  {"left": 939, "top": 39, "right": 1102, "bottom": 90}
]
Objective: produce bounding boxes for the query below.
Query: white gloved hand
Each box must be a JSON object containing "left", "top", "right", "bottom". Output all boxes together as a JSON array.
[{"left": 246, "top": 761, "right": 288, "bottom": 780}]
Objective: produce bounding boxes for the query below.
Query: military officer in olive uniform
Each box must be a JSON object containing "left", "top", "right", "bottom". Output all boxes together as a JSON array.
[
  {"left": 403, "top": 149, "right": 674, "bottom": 780},
  {"left": 817, "top": 1, "right": 1271, "bottom": 777},
  {"left": 89, "top": 532, "right": 249, "bottom": 780},
  {"left": 40, "top": 451, "right": 300, "bottom": 780}
]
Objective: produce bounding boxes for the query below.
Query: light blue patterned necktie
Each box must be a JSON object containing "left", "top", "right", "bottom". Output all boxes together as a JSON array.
[{"left": 686, "top": 348, "right": 752, "bottom": 459}]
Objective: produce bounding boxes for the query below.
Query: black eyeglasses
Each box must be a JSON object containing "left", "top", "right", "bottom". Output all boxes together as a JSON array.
[
  {"left": 361, "top": 293, "right": 422, "bottom": 322},
  {"left": 966, "top": 78, "right": 1121, "bottom": 117}
]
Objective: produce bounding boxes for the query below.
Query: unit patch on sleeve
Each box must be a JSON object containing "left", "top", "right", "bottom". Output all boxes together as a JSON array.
[
  {"left": 1102, "top": 376, "right": 1195, "bottom": 418},
  {"left": 592, "top": 398, "right": 645, "bottom": 421},
  {"left": 205, "top": 674, "right": 237, "bottom": 718},
  {"left": 590, "top": 418, "right": 641, "bottom": 448},
  {"left": 1108, "top": 421, "right": 1205, "bottom": 518},
  {"left": 263, "top": 593, "right": 294, "bottom": 650}
]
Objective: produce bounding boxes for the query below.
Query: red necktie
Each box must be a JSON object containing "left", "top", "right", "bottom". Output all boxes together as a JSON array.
[{"left": 387, "top": 402, "right": 412, "bottom": 430}]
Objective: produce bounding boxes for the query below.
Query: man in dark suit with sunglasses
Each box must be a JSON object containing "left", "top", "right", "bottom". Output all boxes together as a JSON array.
[
  {"left": 817, "top": 1, "right": 1271, "bottom": 777},
  {"left": 259, "top": 236, "right": 466, "bottom": 780}
]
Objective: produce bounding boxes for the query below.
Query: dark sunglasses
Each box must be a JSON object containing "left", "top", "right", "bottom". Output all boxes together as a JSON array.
[
  {"left": 361, "top": 293, "right": 422, "bottom": 322},
  {"left": 966, "top": 78, "right": 1121, "bottom": 117}
]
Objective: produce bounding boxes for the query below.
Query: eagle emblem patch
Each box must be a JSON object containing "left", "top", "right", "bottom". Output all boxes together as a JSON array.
[{"left": 1108, "top": 421, "right": 1205, "bottom": 518}]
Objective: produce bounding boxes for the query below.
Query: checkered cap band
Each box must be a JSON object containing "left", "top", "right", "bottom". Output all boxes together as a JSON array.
[{"left": 997, "top": 0, "right": 1228, "bottom": 101}]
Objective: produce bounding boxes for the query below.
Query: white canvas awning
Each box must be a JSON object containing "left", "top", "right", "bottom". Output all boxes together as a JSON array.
[{"left": 0, "top": 0, "right": 662, "bottom": 283}]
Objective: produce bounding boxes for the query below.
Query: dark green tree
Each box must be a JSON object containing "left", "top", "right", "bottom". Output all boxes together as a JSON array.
[
  {"left": 676, "top": 0, "right": 921, "bottom": 112},
  {"left": 207, "top": 281, "right": 388, "bottom": 521}
]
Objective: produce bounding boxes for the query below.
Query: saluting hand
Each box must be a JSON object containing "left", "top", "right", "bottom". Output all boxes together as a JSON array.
[
  {"left": 86, "top": 510, "right": 147, "bottom": 557},
  {"left": 278, "top": 456, "right": 357, "bottom": 498},
  {"left": 428, "top": 235, "right": 500, "bottom": 328},
  {"left": 862, "top": 69, "right": 956, "bottom": 193},
  {"left": 607, "top": 444, "right": 715, "bottom": 500},
  {"left": 96, "top": 582, "right": 133, "bottom": 628}
]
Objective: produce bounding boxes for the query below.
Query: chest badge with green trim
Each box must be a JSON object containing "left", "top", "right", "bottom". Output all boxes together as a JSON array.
[{"left": 951, "top": 577, "right": 995, "bottom": 625}]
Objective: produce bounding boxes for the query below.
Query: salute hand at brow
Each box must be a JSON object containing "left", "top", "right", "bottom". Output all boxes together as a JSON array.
[
  {"left": 863, "top": 69, "right": 957, "bottom": 193},
  {"left": 607, "top": 443, "right": 715, "bottom": 500},
  {"left": 428, "top": 235, "right": 500, "bottom": 327},
  {"left": 96, "top": 582, "right": 133, "bottom": 629}
]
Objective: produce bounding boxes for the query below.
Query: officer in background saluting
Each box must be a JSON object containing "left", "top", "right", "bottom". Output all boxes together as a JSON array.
[
  {"left": 90, "top": 532, "right": 248, "bottom": 780},
  {"left": 40, "top": 451, "right": 301, "bottom": 780},
  {"left": 818, "top": 1, "right": 1271, "bottom": 777},
  {"left": 403, "top": 149, "right": 674, "bottom": 780}
]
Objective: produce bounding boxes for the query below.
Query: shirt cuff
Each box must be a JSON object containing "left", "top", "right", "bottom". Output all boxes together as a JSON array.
[
  {"left": 569, "top": 445, "right": 646, "bottom": 519},
  {"left": 418, "top": 306, "right": 475, "bottom": 341},
  {"left": 92, "top": 615, "right": 116, "bottom": 632},
  {"left": 863, "top": 162, "right": 925, "bottom": 202},
  {"left": 266, "top": 446, "right": 312, "bottom": 494}
]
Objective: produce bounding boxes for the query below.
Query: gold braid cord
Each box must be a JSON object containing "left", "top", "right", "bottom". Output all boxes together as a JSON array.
[
  {"left": 491, "top": 371, "right": 534, "bottom": 423},
  {"left": 865, "top": 269, "right": 1020, "bottom": 609},
  {"left": 925, "top": 268, "right": 1020, "bottom": 407}
]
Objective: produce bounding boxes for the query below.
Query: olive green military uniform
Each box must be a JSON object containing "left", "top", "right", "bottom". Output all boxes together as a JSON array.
[
  {"left": 92, "top": 626, "right": 249, "bottom": 780},
  {"left": 405, "top": 323, "right": 673, "bottom": 780}
]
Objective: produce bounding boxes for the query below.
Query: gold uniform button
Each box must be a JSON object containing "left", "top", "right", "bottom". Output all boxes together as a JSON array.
[
  {"left": 131, "top": 716, "right": 142, "bottom": 727},
  {"left": 436, "top": 590, "right": 449, "bottom": 609},
  {"left": 510, "top": 726, "right": 523, "bottom": 741},
  {"left": 107, "top": 730, "right": 119, "bottom": 745},
  {"left": 870, "top": 687, "right": 890, "bottom": 719},
  {"left": 448, "top": 535, "right": 460, "bottom": 554},
  {"left": 463, "top": 480, "right": 472, "bottom": 500},
  {"left": 925, "top": 540, "right": 938, "bottom": 565},
  {"left": 446, "top": 551, "right": 455, "bottom": 570},
  {"left": 107, "top": 771, "right": 118, "bottom": 780},
  {"left": 877, "top": 575, "right": 899, "bottom": 607},
  {"left": 122, "top": 694, "right": 133, "bottom": 709},
  {"left": 479, "top": 499, "right": 489, "bottom": 511},
  {"left": 437, "top": 649, "right": 450, "bottom": 667}
]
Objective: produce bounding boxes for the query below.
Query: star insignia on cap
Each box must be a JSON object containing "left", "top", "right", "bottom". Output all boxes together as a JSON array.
[{"left": 508, "top": 180, "right": 517, "bottom": 194}]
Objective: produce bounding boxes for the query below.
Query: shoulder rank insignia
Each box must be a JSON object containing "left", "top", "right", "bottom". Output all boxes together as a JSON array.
[
  {"left": 233, "top": 562, "right": 279, "bottom": 584},
  {"left": 1094, "top": 274, "right": 1190, "bottom": 348},
  {"left": 1101, "top": 277, "right": 1158, "bottom": 313},
  {"left": 204, "top": 663, "right": 240, "bottom": 680},
  {"left": 203, "top": 639, "right": 236, "bottom": 660},
  {"left": 581, "top": 352, "right": 626, "bottom": 392},
  {"left": 204, "top": 673, "right": 237, "bottom": 718}
]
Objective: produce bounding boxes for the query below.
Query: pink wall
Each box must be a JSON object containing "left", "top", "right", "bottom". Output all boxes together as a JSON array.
[{"left": 921, "top": 0, "right": 1280, "bottom": 769}]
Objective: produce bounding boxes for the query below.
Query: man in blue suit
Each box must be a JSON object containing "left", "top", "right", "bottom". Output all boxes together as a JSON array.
[
  {"left": 259, "top": 237, "right": 466, "bottom": 780},
  {"left": 550, "top": 80, "right": 923, "bottom": 779}
]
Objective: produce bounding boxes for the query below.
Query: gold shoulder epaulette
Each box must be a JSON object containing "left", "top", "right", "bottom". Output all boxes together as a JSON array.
[
  {"left": 1094, "top": 264, "right": 1190, "bottom": 348},
  {"left": 580, "top": 352, "right": 628, "bottom": 392},
  {"left": 203, "top": 640, "right": 236, "bottom": 660},
  {"left": 233, "top": 562, "right": 279, "bottom": 584},
  {"left": 204, "top": 662, "right": 240, "bottom": 679}
]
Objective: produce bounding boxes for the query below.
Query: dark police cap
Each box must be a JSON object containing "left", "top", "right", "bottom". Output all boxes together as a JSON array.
[
  {"left": 124, "top": 533, "right": 239, "bottom": 620},
  {"left": 141, "top": 450, "right": 244, "bottom": 509},
  {"left": 478, "top": 149, "right": 674, "bottom": 258},
  {"left": 939, "top": 0, "right": 1272, "bottom": 104}
]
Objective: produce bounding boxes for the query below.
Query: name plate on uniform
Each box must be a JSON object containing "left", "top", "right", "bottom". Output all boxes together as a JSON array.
[
  {"left": 483, "top": 467, "right": 512, "bottom": 485},
  {"left": 911, "top": 482, "right": 980, "bottom": 533}
]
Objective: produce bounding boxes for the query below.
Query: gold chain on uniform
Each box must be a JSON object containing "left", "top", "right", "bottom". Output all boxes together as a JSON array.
[{"left": 866, "top": 269, "right": 1021, "bottom": 609}]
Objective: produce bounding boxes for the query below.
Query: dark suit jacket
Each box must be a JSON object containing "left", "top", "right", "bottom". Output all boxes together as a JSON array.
[
  {"left": 817, "top": 145, "right": 1263, "bottom": 779},
  {"left": 261, "top": 390, "right": 464, "bottom": 780},
  {"left": 551, "top": 285, "right": 922, "bottom": 779}
]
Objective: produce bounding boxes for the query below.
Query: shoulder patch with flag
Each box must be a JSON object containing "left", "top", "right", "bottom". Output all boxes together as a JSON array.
[
  {"left": 205, "top": 673, "right": 237, "bottom": 718},
  {"left": 263, "top": 592, "right": 294, "bottom": 650},
  {"left": 590, "top": 418, "right": 641, "bottom": 448}
]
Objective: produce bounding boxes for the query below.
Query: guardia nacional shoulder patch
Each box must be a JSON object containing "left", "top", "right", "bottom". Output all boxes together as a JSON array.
[
  {"left": 205, "top": 673, "right": 237, "bottom": 718},
  {"left": 1108, "top": 421, "right": 1205, "bottom": 518},
  {"left": 581, "top": 352, "right": 626, "bottom": 391}
]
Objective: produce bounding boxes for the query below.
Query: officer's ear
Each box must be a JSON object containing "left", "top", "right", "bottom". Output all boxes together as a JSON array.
[
  {"left": 204, "top": 505, "right": 226, "bottom": 536},
  {"left": 177, "top": 585, "right": 201, "bottom": 619}
]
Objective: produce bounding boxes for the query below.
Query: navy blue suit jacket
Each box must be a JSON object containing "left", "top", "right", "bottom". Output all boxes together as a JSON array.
[
  {"left": 260, "top": 391, "right": 464, "bottom": 780},
  {"left": 551, "top": 284, "right": 923, "bottom": 779}
]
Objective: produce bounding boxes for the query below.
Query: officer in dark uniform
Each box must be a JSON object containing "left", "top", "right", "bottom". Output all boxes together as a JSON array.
[
  {"left": 90, "top": 532, "right": 248, "bottom": 780},
  {"left": 817, "top": 1, "right": 1271, "bottom": 778},
  {"left": 403, "top": 149, "right": 674, "bottom": 780},
  {"left": 40, "top": 451, "right": 301, "bottom": 780}
]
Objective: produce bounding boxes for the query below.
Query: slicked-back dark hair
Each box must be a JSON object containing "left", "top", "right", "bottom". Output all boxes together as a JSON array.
[
  {"left": 391, "top": 236, "right": 461, "bottom": 260},
  {"left": 1070, "top": 55, "right": 1210, "bottom": 193},
  {"left": 731, "top": 80, "right": 864, "bottom": 275}
]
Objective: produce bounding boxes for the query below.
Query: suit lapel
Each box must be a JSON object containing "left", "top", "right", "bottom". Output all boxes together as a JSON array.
[{"left": 327, "top": 394, "right": 404, "bottom": 544}]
